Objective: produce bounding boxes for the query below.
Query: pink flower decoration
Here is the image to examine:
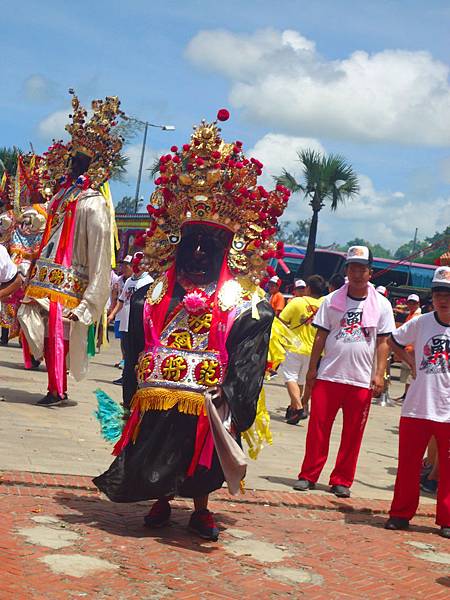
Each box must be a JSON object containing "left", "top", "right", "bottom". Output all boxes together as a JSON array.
[{"left": 183, "top": 289, "right": 209, "bottom": 315}]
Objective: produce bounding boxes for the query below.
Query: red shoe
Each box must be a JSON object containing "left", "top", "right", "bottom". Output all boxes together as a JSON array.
[
  {"left": 144, "top": 499, "right": 171, "bottom": 528},
  {"left": 188, "top": 509, "right": 219, "bottom": 541}
]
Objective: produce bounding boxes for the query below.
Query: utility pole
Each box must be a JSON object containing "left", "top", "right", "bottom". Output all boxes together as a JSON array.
[{"left": 127, "top": 117, "right": 176, "bottom": 214}]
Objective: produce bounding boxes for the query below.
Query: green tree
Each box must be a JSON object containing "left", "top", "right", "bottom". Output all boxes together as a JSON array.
[
  {"left": 0, "top": 147, "right": 22, "bottom": 177},
  {"left": 275, "top": 150, "right": 359, "bottom": 277},
  {"left": 110, "top": 154, "right": 129, "bottom": 183},
  {"left": 115, "top": 195, "right": 144, "bottom": 214},
  {"left": 277, "top": 218, "right": 311, "bottom": 246}
]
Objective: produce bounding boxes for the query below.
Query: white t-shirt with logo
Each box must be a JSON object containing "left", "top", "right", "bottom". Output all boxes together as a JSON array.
[
  {"left": 0, "top": 243, "right": 17, "bottom": 284},
  {"left": 392, "top": 312, "right": 450, "bottom": 422},
  {"left": 118, "top": 273, "right": 153, "bottom": 332},
  {"left": 313, "top": 291, "right": 395, "bottom": 389}
]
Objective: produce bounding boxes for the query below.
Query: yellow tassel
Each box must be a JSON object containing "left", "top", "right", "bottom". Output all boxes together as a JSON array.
[
  {"left": 132, "top": 387, "right": 205, "bottom": 416},
  {"left": 242, "top": 388, "right": 273, "bottom": 460},
  {"left": 26, "top": 285, "right": 81, "bottom": 310}
]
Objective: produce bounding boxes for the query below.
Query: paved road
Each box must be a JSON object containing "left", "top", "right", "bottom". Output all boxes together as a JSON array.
[{"left": 0, "top": 337, "right": 429, "bottom": 502}]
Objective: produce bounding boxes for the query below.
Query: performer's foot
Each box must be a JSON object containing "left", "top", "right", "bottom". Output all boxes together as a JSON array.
[
  {"left": 440, "top": 526, "right": 450, "bottom": 539},
  {"left": 30, "top": 358, "right": 41, "bottom": 370},
  {"left": 384, "top": 517, "right": 409, "bottom": 531},
  {"left": 330, "top": 485, "right": 351, "bottom": 498},
  {"left": 144, "top": 499, "right": 171, "bottom": 528},
  {"left": 37, "top": 393, "right": 64, "bottom": 407},
  {"left": 112, "top": 377, "right": 123, "bottom": 386},
  {"left": 189, "top": 509, "right": 219, "bottom": 541}
]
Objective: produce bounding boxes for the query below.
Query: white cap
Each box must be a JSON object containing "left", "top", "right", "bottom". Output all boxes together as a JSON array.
[
  {"left": 295, "top": 279, "right": 306, "bottom": 288},
  {"left": 269, "top": 276, "right": 281, "bottom": 286},
  {"left": 346, "top": 245, "right": 371, "bottom": 265},
  {"left": 407, "top": 293, "right": 420, "bottom": 303},
  {"left": 376, "top": 285, "right": 387, "bottom": 296},
  {"left": 122, "top": 254, "right": 133, "bottom": 264},
  {"left": 432, "top": 266, "right": 450, "bottom": 289}
]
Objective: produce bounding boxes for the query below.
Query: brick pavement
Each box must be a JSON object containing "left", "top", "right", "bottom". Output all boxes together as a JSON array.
[{"left": 1, "top": 470, "right": 448, "bottom": 600}]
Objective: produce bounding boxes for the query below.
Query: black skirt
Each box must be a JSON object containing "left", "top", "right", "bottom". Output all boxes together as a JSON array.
[{"left": 93, "top": 407, "right": 225, "bottom": 502}]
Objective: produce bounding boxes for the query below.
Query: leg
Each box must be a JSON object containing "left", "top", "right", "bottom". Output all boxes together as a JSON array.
[
  {"left": 433, "top": 422, "right": 450, "bottom": 527},
  {"left": 329, "top": 385, "right": 372, "bottom": 488},
  {"left": 389, "top": 417, "right": 431, "bottom": 521},
  {"left": 190, "top": 494, "right": 219, "bottom": 541},
  {"left": 193, "top": 495, "right": 209, "bottom": 511},
  {"left": 44, "top": 337, "right": 57, "bottom": 395},
  {"left": 286, "top": 381, "right": 303, "bottom": 411},
  {"left": 298, "top": 380, "right": 341, "bottom": 482},
  {"left": 281, "top": 352, "right": 303, "bottom": 411}
]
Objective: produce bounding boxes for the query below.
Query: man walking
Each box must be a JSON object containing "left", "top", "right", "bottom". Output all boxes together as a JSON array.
[
  {"left": 280, "top": 275, "right": 326, "bottom": 424},
  {"left": 385, "top": 266, "right": 450, "bottom": 538},
  {"left": 294, "top": 246, "right": 395, "bottom": 497}
]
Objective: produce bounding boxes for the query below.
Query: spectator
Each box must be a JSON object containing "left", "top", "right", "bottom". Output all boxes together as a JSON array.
[
  {"left": 108, "top": 254, "right": 153, "bottom": 385},
  {"left": 292, "top": 279, "right": 307, "bottom": 298},
  {"left": 109, "top": 256, "right": 133, "bottom": 369},
  {"left": 268, "top": 276, "right": 285, "bottom": 316},
  {"left": 279, "top": 275, "right": 326, "bottom": 425},
  {"left": 385, "top": 266, "right": 450, "bottom": 539},
  {"left": 393, "top": 293, "right": 422, "bottom": 401},
  {"left": 328, "top": 273, "right": 345, "bottom": 293},
  {"left": 293, "top": 246, "right": 395, "bottom": 498}
]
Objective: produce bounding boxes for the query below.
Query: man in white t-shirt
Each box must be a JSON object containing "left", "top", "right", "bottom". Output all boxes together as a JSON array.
[
  {"left": 107, "top": 253, "right": 153, "bottom": 385},
  {"left": 294, "top": 246, "right": 395, "bottom": 497},
  {"left": 0, "top": 243, "right": 22, "bottom": 300},
  {"left": 385, "top": 266, "right": 450, "bottom": 539}
]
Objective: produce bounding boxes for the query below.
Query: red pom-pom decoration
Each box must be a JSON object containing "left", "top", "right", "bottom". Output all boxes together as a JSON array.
[
  {"left": 217, "top": 108, "right": 230, "bottom": 122},
  {"left": 170, "top": 145, "right": 178, "bottom": 153}
]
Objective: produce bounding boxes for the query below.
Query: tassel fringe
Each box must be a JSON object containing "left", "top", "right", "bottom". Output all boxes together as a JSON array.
[
  {"left": 242, "top": 388, "right": 273, "bottom": 460},
  {"left": 26, "top": 285, "right": 80, "bottom": 310},
  {"left": 132, "top": 387, "right": 205, "bottom": 416}
]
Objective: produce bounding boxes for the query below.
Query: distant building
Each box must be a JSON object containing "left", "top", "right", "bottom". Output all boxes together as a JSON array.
[{"left": 115, "top": 213, "right": 148, "bottom": 260}]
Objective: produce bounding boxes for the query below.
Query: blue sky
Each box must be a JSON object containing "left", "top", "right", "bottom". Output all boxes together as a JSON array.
[{"left": 1, "top": 0, "right": 449, "bottom": 249}]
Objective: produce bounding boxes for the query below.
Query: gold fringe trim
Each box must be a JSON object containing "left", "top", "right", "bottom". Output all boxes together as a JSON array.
[
  {"left": 132, "top": 386, "right": 205, "bottom": 417},
  {"left": 26, "top": 285, "right": 81, "bottom": 310}
]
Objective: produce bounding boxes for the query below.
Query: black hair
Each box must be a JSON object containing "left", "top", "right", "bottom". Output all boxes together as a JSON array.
[
  {"left": 306, "top": 274, "right": 326, "bottom": 296},
  {"left": 432, "top": 286, "right": 450, "bottom": 294},
  {"left": 328, "top": 273, "right": 345, "bottom": 290}
]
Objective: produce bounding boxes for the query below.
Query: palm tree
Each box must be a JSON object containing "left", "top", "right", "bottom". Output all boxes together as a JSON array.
[
  {"left": 0, "top": 146, "right": 22, "bottom": 177},
  {"left": 276, "top": 149, "right": 359, "bottom": 277}
]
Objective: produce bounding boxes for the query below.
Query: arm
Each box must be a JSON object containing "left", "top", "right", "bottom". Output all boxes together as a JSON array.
[
  {"left": 108, "top": 283, "right": 119, "bottom": 315},
  {"left": 107, "top": 299, "right": 123, "bottom": 323},
  {"left": 305, "top": 328, "right": 328, "bottom": 387},
  {"left": 372, "top": 335, "right": 390, "bottom": 396},
  {"left": 389, "top": 337, "right": 416, "bottom": 377},
  {"left": 0, "top": 273, "right": 23, "bottom": 300}
]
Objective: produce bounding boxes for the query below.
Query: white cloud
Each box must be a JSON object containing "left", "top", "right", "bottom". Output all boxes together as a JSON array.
[
  {"left": 123, "top": 143, "right": 167, "bottom": 182},
  {"left": 440, "top": 157, "right": 450, "bottom": 184},
  {"left": 186, "top": 29, "right": 450, "bottom": 146},
  {"left": 23, "top": 74, "right": 56, "bottom": 102},
  {"left": 248, "top": 133, "right": 447, "bottom": 249},
  {"left": 37, "top": 108, "right": 70, "bottom": 140}
]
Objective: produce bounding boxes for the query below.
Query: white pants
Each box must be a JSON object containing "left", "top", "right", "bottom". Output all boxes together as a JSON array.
[{"left": 281, "top": 351, "right": 310, "bottom": 385}]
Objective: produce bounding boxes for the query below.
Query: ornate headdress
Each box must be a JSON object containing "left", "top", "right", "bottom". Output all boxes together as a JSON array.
[
  {"left": 144, "top": 109, "right": 290, "bottom": 284},
  {"left": 38, "top": 90, "right": 125, "bottom": 192}
]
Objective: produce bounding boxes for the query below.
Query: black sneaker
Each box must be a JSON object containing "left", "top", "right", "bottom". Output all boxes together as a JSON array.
[
  {"left": 330, "top": 485, "right": 351, "bottom": 498},
  {"left": 385, "top": 517, "right": 410, "bottom": 531},
  {"left": 30, "top": 358, "right": 41, "bottom": 370},
  {"left": 293, "top": 479, "right": 316, "bottom": 491},
  {"left": 37, "top": 393, "right": 64, "bottom": 407},
  {"left": 144, "top": 499, "right": 171, "bottom": 528},
  {"left": 285, "top": 406, "right": 294, "bottom": 419},
  {"left": 286, "top": 408, "right": 309, "bottom": 425},
  {"left": 188, "top": 509, "right": 219, "bottom": 541},
  {"left": 440, "top": 526, "right": 450, "bottom": 539},
  {"left": 112, "top": 377, "right": 123, "bottom": 386}
]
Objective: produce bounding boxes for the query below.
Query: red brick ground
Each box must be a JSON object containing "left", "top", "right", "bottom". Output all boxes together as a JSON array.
[{"left": 1, "top": 470, "right": 449, "bottom": 599}]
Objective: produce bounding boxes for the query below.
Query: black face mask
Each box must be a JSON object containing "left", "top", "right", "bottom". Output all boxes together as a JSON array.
[{"left": 176, "top": 225, "right": 231, "bottom": 285}]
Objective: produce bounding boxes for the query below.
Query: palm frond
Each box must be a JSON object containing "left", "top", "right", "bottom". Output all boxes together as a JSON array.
[
  {"left": 148, "top": 158, "right": 161, "bottom": 179},
  {"left": 274, "top": 170, "right": 303, "bottom": 194}
]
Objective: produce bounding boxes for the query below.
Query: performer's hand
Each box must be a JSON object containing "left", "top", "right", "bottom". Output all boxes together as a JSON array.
[
  {"left": 209, "top": 386, "right": 223, "bottom": 408},
  {"left": 66, "top": 311, "right": 79, "bottom": 322},
  {"left": 371, "top": 373, "right": 384, "bottom": 397}
]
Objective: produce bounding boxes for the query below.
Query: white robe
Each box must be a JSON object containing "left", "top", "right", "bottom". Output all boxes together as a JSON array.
[{"left": 18, "top": 189, "right": 112, "bottom": 381}]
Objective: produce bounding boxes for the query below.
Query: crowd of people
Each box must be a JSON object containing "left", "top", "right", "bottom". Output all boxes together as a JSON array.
[{"left": 0, "top": 94, "right": 449, "bottom": 543}]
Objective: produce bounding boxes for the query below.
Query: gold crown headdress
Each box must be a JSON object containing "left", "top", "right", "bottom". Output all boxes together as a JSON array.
[
  {"left": 65, "top": 89, "right": 125, "bottom": 188},
  {"left": 144, "top": 109, "right": 290, "bottom": 283}
]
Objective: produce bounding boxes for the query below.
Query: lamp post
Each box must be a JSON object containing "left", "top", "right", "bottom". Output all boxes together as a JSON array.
[{"left": 126, "top": 117, "right": 175, "bottom": 213}]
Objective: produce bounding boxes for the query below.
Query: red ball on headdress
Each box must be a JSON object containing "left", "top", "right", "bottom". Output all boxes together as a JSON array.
[{"left": 217, "top": 108, "right": 230, "bottom": 122}]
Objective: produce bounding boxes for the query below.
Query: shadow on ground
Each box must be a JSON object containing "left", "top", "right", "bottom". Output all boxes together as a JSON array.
[{"left": 54, "top": 491, "right": 237, "bottom": 554}]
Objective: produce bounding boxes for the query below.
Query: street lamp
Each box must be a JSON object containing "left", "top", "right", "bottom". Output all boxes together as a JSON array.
[{"left": 125, "top": 116, "right": 175, "bottom": 213}]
